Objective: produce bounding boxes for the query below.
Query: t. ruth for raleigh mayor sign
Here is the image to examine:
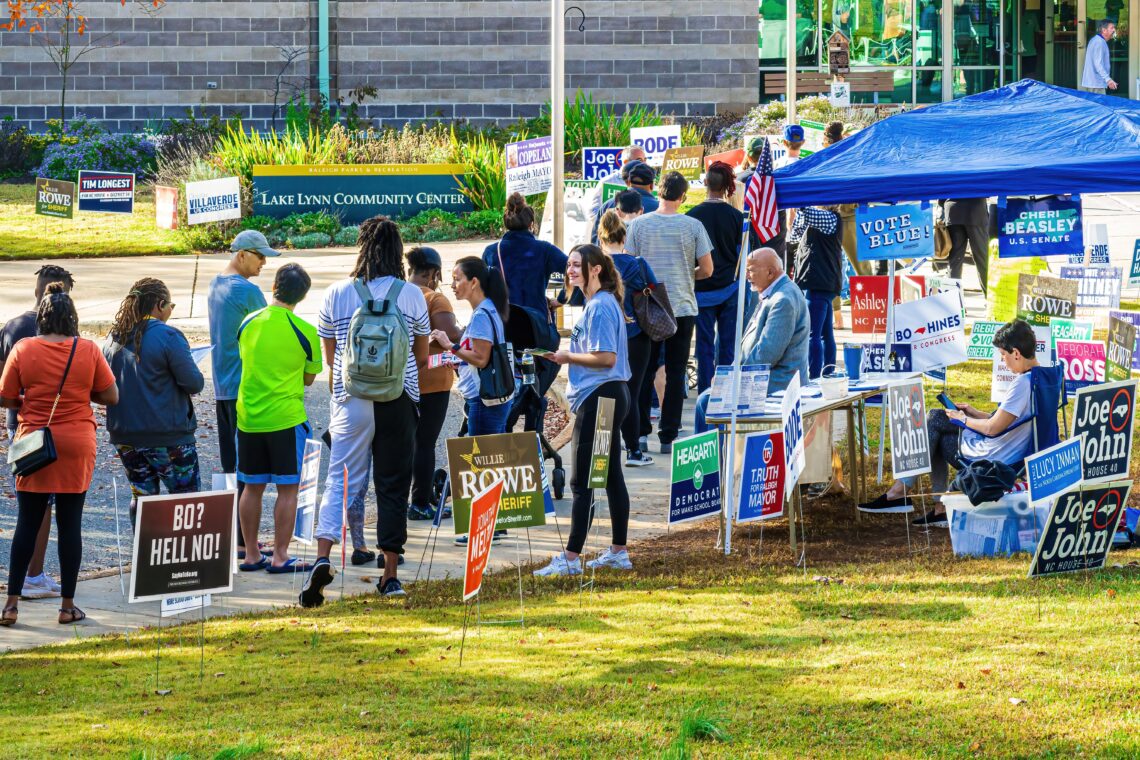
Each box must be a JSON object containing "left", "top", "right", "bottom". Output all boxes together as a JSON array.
[{"left": 253, "top": 164, "right": 472, "bottom": 225}]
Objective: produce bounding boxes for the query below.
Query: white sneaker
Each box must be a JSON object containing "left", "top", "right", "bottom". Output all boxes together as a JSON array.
[
  {"left": 586, "top": 548, "right": 634, "bottom": 570},
  {"left": 533, "top": 552, "right": 582, "bottom": 577},
  {"left": 20, "top": 574, "right": 60, "bottom": 599},
  {"left": 43, "top": 574, "right": 61, "bottom": 593}
]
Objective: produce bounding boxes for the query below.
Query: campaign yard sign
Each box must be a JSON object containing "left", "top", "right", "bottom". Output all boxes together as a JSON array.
[
  {"left": 668, "top": 431, "right": 721, "bottom": 525},
  {"left": 704, "top": 148, "right": 744, "bottom": 170},
  {"left": 155, "top": 185, "right": 178, "bottom": 229},
  {"left": 891, "top": 289, "right": 967, "bottom": 371},
  {"left": 160, "top": 594, "right": 212, "bottom": 618},
  {"left": 186, "top": 176, "right": 242, "bottom": 225},
  {"left": 1056, "top": 340, "right": 1105, "bottom": 394},
  {"left": 1106, "top": 317, "right": 1137, "bottom": 382},
  {"left": 463, "top": 479, "right": 505, "bottom": 601},
  {"left": 293, "top": 438, "right": 322, "bottom": 543},
  {"left": 661, "top": 145, "right": 704, "bottom": 180},
  {"left": 505, "top": 136, "right": 553, "bottom": 197},
  {"left": 998, "top": 196, "right": 1082, "bottom": 258},
  {"left": 967, "top": 320, "right": 1002, "bottom": 360},
  {"left": 253, "top": 164, "right": 472, "bottom": 224},
  {"left": 1129, "top": 240, "right": 1140, "bottom": 286},
  {"left": 588, "top": 397, "right": 615, "bottom": 488},
  {"left": 1075, "top": 222, "right": 1110, "bottom": 266},
  {"left": 630, "top": 125, "right": 681, "bottom": 166},
  {"left": 1016, "top": 274, "right": 1078, "bottom": 327},
  {"left": 446, "top": 432, "right": 546, "bottom": 533},
  {"left": 34, "top": 177, "right": 75, "bottom": 219},
  {"left": 1050, "top": 317, "right": 1094, "bottom": 353},
  {"left": 1108, "top": 310, "right": 1140, "bottom": 371},
  {"left": 581, "top": 147, "right": 623, "bottom": 182},
  {"left": 735, "top": 431, "right": 786, "bottom": 523},
  {"left": 78, "top": 170, "right": 135, "bottom": 214},
  {"left": 1058, "top": 266, "right": 1122, "bottom": 311},
  {"left": 849, "top": 275, "right": 926, "bottom": 334},
  {"left": 1071, "top": 379, "right": 1137, "bottom": 483},
  {"left": 129, "top": 490, "right": 237, "bottom": 603},
  {"left": 855, "top": 203, "right": 934, "bottom": 261},
  {"left": 887, "top": 379, "right": 931, "bottom": 478},
  {"left": 1028, "top": 480, "right": 1132, "bottom": 577},
  {"left": 1025, "top": 436, "right": 1084, "bottom": 507},
  {"left": 781, "top": 372, "right": 806, "bottom": 498}
]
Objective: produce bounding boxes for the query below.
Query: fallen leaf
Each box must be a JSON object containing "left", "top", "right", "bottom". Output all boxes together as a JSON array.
[
  {"left": 91, "top": 724, "right": 107, "bottom": 729},
  {"left": 394, "top": 648, "right": 408, "bottom": 655},
  {"left": 213, "top": 672, "right": 225, "bottom": 677},
  {"left": 979, "top": 668, "right": 992, "bottom": 675},
  {"left": 840, "top": 613, "right": 854, "bottom": 620},
  {"left": 969, "top": 741, "right": 982, "bottom": 752},
  {"left": 111, "top": 662, "right": 123, "bottom": 668},
  {"left": 957, "top": 682, "right": 966, "bottom": 689},
  {"left": 665, "top": 668, "right": 676, "bottom": 675},
  {"left": 361, "top": 576, "right": 372, "bottom": 583},
  {"left": 1107, "top": 589, "right": 1117, "bottom": 598},
  {"left": 647, "top": 683, "right": 659, "bottom": 692},
  {"left": 627, "top": 677, "right": 633, "bottom": 684},
  {"left": 359, "top": 710, "right": 370, "bottom": 717},
  {"left": 1009, "top": 697, "right": 1026, "bottom": 705}
]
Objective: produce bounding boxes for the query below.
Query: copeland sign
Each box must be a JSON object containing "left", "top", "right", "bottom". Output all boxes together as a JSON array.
[{"left": 253, "top": 164, "right": 473, "bottom": 224}]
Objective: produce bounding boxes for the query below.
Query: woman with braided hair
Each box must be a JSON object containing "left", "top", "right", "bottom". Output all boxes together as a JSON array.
[
  {"left": 104, "top": 278, "right": 205, "bottom": 526},
  {"left": 301, "top": 215, "right": 430, "bottom": 606}
]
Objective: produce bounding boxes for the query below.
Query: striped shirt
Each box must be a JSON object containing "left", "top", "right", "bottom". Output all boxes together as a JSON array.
[
  {"left": 625, "top": 212, "right": 713, "bottom": 318},
  {"left": 318, "top": 276, "right": 430, "bottom": 403}
]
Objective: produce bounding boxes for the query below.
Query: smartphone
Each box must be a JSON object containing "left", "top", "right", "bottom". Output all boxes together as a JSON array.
[{"left": 936, "top": 392, "right": 958, "bottom": 411}]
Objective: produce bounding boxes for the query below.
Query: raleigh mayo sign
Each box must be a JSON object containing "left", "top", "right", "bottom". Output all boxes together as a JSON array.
[{"left": 253, "top": 164, "right": 472, "bottom": 224}]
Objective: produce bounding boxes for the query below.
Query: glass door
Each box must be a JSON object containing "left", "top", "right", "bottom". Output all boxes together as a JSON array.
[{"left": 1046, "top": 0, "right": 1080, "bottom": 87}]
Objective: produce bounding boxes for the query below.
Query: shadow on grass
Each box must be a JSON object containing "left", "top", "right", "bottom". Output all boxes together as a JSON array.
[{"left": 793, "top": 599, "right": 972, "bottom": 623}]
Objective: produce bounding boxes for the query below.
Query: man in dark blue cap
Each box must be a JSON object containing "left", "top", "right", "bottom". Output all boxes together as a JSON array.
[{"left": 774, "top": 125, "right": 805, "bottom": 170}]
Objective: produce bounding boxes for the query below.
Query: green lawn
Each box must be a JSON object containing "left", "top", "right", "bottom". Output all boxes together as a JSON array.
[
  {"left": 0, "top": 182, "right": 188, "bottom": 259},
  {"left": 1, "top": 528, "right": 1139, "bottom": 758}
]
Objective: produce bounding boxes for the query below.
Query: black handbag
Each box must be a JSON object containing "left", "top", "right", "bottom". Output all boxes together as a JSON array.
[
  {"left": 951, "top": 459, "right": 1019, "bottom": 506},
  {"left": 8, "top": 337, "right": 78, "bottom": 478},
  {"left": 478, "top": 310, "right": 516, "bottom": 407}
]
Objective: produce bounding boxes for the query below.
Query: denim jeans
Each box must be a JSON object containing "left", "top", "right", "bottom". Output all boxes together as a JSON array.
[
  {"left": 695, "top": 294, "right": 738, "bottom": 393},
  {"left": 804, "top": 289, "right": 837, "bottom": 379},
  {"left": 465, "top": 397, "right": 511, "bottom": 437}
]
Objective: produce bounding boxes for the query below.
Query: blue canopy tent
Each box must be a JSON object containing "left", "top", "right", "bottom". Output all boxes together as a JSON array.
[{"left": 774, "top": 80, "right": 1140, "bottom": 208}]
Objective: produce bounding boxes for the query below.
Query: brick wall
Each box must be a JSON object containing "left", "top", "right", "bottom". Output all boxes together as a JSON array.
[{"left": 0, "top": 0, "right": 757, "bottom": 132}]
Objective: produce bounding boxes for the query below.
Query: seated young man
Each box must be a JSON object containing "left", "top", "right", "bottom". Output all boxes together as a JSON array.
[
  {"left": 235, "top": 263, "right": 322, "bottom": 572},
  {"left": 860, "top": 319, "right": 1041, "bottom": 528}
]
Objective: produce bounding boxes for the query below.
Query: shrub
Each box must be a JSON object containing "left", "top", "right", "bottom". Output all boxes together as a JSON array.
[
  {"left": 180, "top": 222, "right": 236, "bottom": 253},
  {"left": 211, "top": 123, "right": 349, "bottom": 183},
  {"left": 280, "top": 211, "right": 340, "bottom": 237},
  {"left": 37, "top": 131, "right": 157, "bottom": 182},
  {"left": 240, "top": 215, "right": 278, "bottom": 233},
  {"left": 334, "top": 226, "right": 360, "bottom": 246},
  {"left": 461, "top": 209, "right": 502, "bottom": 237},
  {"left": 448, "top": 127, "right": 511, "bottom": 213},
  {"left": 0, "top": 118, "right": 33, "bottom": 178},
  {"left": 266, "top": 229, "right": 288, "bottom": 248},
  {"left": 527, "top": 90, "right": 664, "bottom": 161},
  {"left": 349, "top": 124, "right": 453, "bottom": 164},
  {"left": 716, "top": 96, "right": 885, "bottom": 150},
  {"left": 287, "top": 232, "right": 332, "bottom": 249}
]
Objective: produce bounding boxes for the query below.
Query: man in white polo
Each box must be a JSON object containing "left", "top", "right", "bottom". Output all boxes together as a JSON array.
[{"left": 1080, "top": 19, "right": 1118, "bottom": 94}]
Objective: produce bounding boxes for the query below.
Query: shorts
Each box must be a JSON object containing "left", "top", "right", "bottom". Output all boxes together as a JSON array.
[
  {"left": 236, "top": 422, "right": 311, "bottom": 486},
  {"left": 115, "top": 443, "right": 201, "bottom": 497}
]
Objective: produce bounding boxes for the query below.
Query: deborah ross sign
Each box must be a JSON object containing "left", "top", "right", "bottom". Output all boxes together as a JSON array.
[{"left": 252, "top": 164, "right": 472, "bottom": 225}]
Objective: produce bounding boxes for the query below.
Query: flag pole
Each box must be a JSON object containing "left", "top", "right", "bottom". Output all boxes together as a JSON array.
[{"left": 724, "top": 211, "right": 752, "bottom": 556}]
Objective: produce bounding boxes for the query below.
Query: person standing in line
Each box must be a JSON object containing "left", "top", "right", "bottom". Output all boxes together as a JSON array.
[
  {"left": 789, "top": 205, "right": 843, "bottom": 379},
  {"left": 234, "top": 264, "right": 322, "bottom": 574},
  {"left": 0, "top": 284, "right": 118, "bottom": 626},
  {"left": 773, "top": 124, "right": 805, "bottom": 170},
  {"left": 590, "top": 160, "right": 660, "bottom": 245},
  {"left": 597, "top": 209, "right": 658, "bottom": 467},
  {"left": 406, "top": 246, "right": 461, "bottom": 524},
  {"left": 686, "top": 161, "right": 745, "bottom": 394},
  {"left": 482, "top": 193, "right": 567, "bottom": 317},
  {"left": 430, "top": 257, "right": 514, "bottom": 546},
  {"left": 535, "top": 245, "right": 633, "bottom": 577},
  {"left": 301, "top": 217, "right": 430, "bottom": 606},
  {"left": 1081, "top": 21, "right": 1117, "bottom": 94},
  {"left": 0, "top": 265, "right": 75, "bottom": 600},
  {"left": 104, "top": 278, "right": 204, "bottom": 526},
  {"left": 625, "top": 171, "right": 714, "bottom": 454},
  {"left": 208, "top": 230, "right": 277, "bottom": 561},
  {"left": 940, "top": 198, "right": 991, "bottom": 294}
]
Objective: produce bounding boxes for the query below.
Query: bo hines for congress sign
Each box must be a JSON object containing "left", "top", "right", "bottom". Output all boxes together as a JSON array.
[{"left": 129, "top": 490, "right": 237, "bottom": 603}]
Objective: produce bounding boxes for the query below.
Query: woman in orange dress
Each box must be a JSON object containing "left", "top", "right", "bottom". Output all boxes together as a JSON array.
[{"left": 0, "top": 283, "right": 118, "bottom": 626}]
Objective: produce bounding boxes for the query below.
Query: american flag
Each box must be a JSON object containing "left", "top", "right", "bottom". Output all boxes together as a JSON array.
[{"left": 743, "top": 137, "right": 779, "bottom": 242}]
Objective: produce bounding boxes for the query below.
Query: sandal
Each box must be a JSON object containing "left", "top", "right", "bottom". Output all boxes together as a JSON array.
[
  {"left": 58, "top": 607, "right": 86, "bottom": 625},
  {"left": 0, "top": 606, "right": 17, "bottom": 626}
]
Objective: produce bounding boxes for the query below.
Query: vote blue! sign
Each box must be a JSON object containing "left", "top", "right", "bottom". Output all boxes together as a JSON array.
[
  {"left": 855, "top": 203, "right": 934, "bottom": 261},
  {"left": 581, "top": 147, "right": 623, "bottom": 182},
  {"left": 998, "top": 196, "right": 1083, "bottom": 258}
]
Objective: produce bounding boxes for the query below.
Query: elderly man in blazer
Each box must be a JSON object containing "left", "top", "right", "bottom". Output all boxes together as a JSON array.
[{"left": 693, "top": 247, "right": 810, "bottom": 432}]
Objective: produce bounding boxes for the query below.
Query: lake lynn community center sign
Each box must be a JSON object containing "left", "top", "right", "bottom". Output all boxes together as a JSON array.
[{"left": 252, "top": 164, "right": 473, "bottom": 224}]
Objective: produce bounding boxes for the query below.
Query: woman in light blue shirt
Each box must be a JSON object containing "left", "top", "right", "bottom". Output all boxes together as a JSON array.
[{"left": 535, "top": 245, "right": 633, "bottom": 577}]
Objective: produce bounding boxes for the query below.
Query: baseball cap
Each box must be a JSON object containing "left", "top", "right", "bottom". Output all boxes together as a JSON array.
[
  {"left": 230, "top": 229, "right": 280, "bottom": 257},
  {"left": 627, "top": 161, "right": 656, "bottom": 186},
  {"left": 783, "top": 124, "right": 805, "bottom": 143},
  {"left": 415, "top": 246, "right": 443, "bottom": 269},
  {"left": 746, "top": 136, "right": 766, "bottom": 155}
]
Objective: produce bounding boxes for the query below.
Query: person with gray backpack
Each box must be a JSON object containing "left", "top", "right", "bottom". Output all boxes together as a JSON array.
[{"left": 300, "top": 217, "right": 430, "bottom": 606}]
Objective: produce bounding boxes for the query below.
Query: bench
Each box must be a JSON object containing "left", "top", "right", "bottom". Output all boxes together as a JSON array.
[{"left": 762, "top": 70, "right": 896, "bottom": 96}]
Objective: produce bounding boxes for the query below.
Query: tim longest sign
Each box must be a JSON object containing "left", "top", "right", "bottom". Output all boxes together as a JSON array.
[{"left": 253, "top": 164, "right": 473, "bottom": 224}]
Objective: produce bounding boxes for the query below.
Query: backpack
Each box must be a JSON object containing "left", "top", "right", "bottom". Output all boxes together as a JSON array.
[{"left": 342, "top": 278, "right": 409, "bottom": 402}]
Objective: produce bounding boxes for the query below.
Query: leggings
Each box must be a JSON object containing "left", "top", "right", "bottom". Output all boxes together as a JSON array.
[
  {"left": 410, "top": 390, "right": 451, "bottom": 508},
  {"left": 900, "top": 409, "right": 966, "bottom": 494},
  {"left": 567, "top": 381, "right": 631, "bottom": 555},
  {"left": 7, "top": 491, "right": 86, "bottom": 599}
]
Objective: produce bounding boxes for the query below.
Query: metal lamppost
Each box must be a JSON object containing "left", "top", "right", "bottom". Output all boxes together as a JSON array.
[{"left": 550, "top": 0, "right": 566, "bottom": 250}]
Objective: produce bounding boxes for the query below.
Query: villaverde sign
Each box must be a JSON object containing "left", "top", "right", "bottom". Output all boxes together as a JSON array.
[{"left": 252, "top": 164, "right": 473, "bottom": 224}]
